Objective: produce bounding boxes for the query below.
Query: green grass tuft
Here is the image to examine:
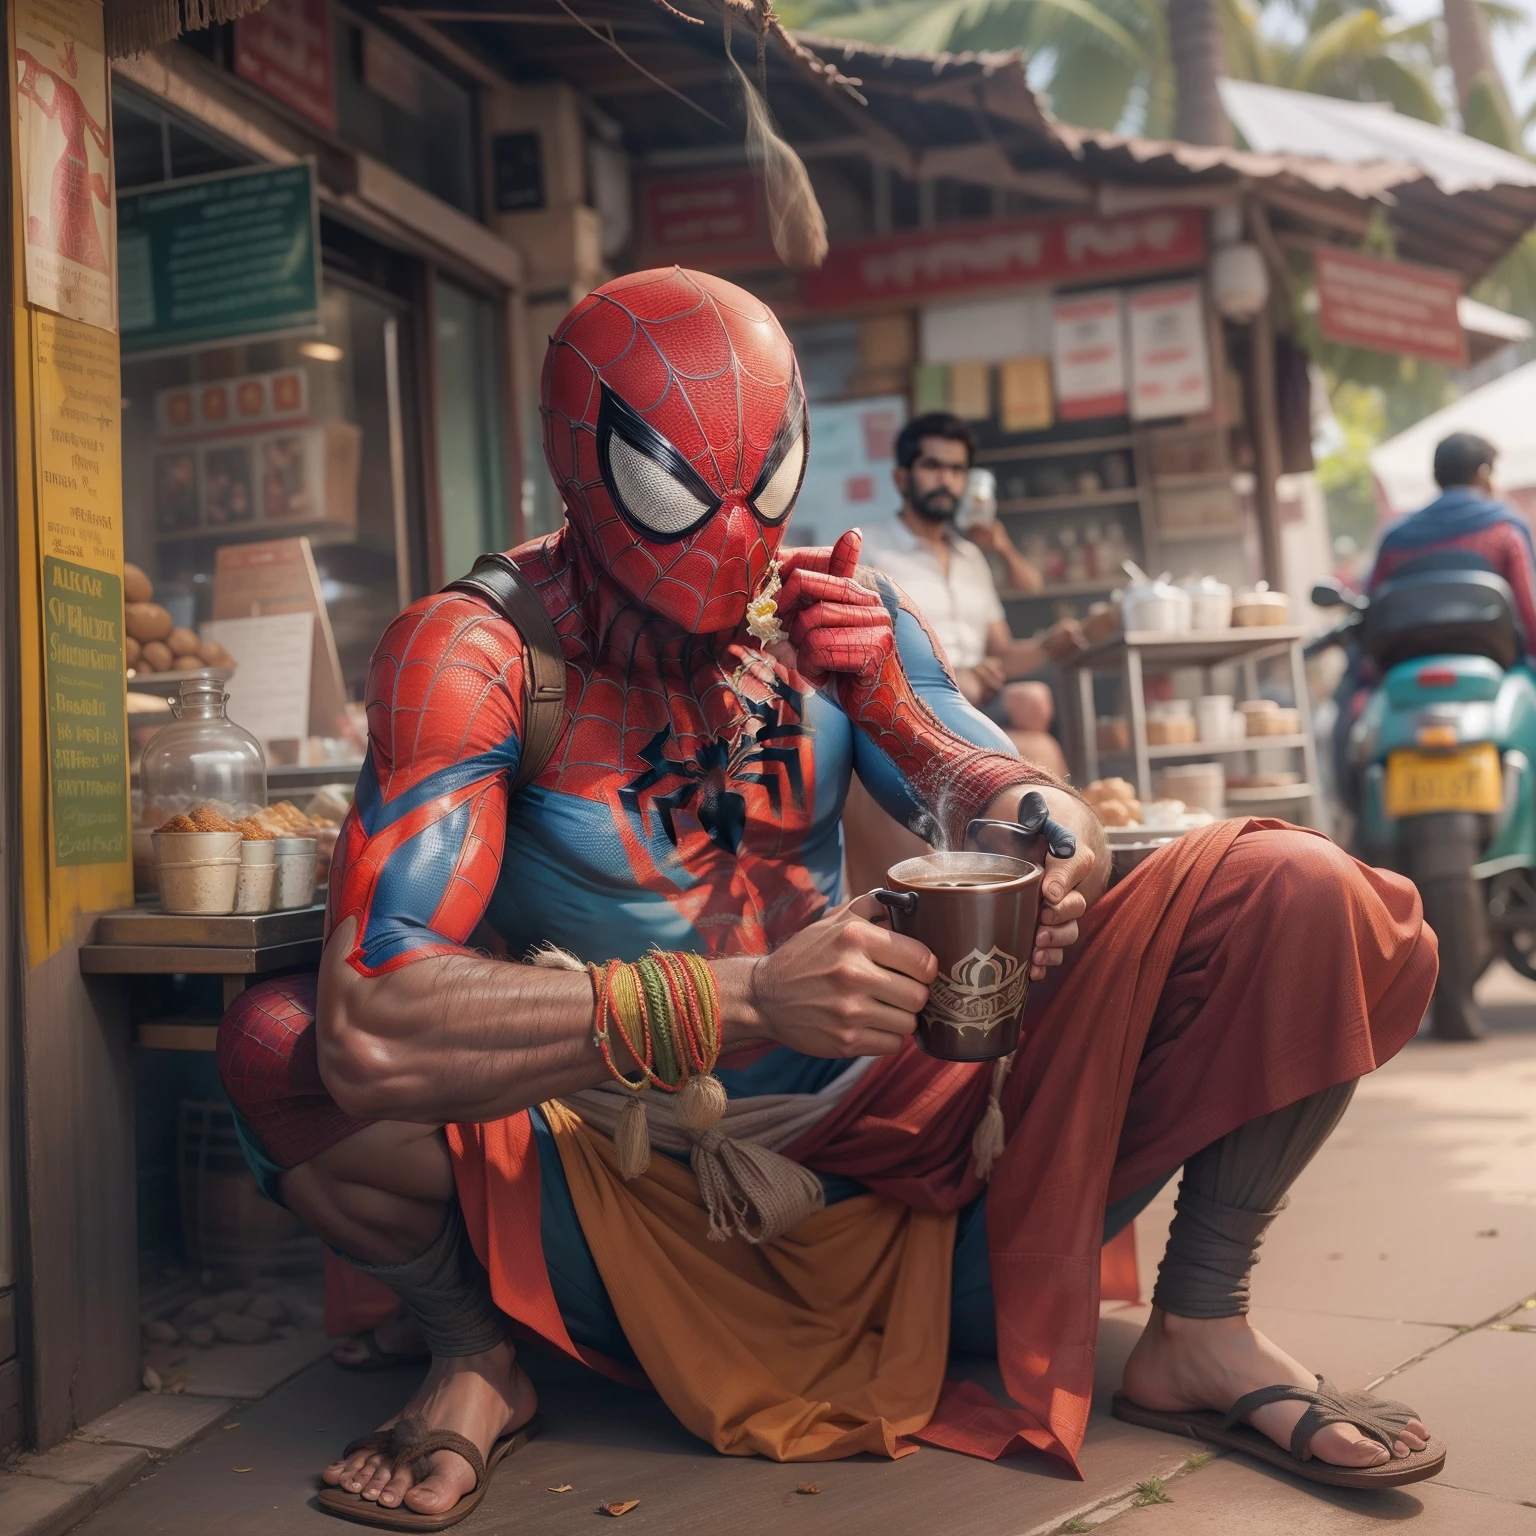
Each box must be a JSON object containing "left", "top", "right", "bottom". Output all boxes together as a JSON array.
[
  {"left": 1180, "top": 1451, "right": 1214, "bottom": 1473},
  {"left": 1062, "top": 1523, "right": 1093, "bottom": 1534},
  {"left": 1132, "top": 1477, "right": 1173, "bottom": 1506}
]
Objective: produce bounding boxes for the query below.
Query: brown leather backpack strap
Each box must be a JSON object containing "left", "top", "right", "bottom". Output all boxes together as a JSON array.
[{"left": 443, "top": 553, "right": 567, "bottom": 793}]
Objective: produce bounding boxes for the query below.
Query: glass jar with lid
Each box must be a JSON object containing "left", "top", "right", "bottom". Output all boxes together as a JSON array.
[{"left": 139, "top": 674, "right": 267, "bottom": 827}]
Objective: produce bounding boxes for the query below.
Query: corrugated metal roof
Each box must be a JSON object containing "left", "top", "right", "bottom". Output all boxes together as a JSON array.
[{"left": 1219, "top": 79, "right": 1536, "bottom": 196}]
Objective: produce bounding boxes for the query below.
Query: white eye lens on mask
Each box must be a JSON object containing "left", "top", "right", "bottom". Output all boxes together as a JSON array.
[
  {"left": 597, "top": 384, "right": 722, "bottom": 543},
  {"left": 749, "top": 382, "right": 807, "bottom": 526}
]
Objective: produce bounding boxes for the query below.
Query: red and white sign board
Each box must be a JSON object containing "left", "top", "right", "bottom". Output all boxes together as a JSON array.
[
  {"left": 800, "top": 208, "right": 1204, "bottom": 310},
  {"left": 636, "top": 172, "right": 774, "bottom": 267},
  {"left": 1053, "top": 290, "right": 1127, "bottom": 420},
  {"left": 235, "top": 0, "right": 336, "bottom": 133},
  {"left": 1128, "top": 281, "right": 1212, "bottom": 420},
  {"left": 1315, "top": 248, "right": 1466, "bottom": 367}
]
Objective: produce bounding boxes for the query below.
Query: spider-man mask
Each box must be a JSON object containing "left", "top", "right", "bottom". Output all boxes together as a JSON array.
[{"left": 542, "top": 268, "right": 807, "bottom": 635}]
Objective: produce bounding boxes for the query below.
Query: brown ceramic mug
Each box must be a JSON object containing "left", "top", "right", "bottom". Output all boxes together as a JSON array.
[{"left": 873, "top": 850, "right": 1044, "bottom": 1061}]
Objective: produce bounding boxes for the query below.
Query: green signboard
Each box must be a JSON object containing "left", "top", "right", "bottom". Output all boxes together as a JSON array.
[
  {"left": 43, "top": 557, "right": 129, "bottom": 866},
  {"left": 117, "top": 161, "right": 321, "bottom": 357}
]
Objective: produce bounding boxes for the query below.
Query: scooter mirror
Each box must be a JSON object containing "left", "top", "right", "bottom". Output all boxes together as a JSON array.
[{"left": 1310, "top": 577, "right": 1362, "bottom": 610}]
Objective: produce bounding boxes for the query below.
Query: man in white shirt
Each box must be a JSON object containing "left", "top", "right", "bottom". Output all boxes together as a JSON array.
[
  {"left": 846, "top": 413, "right": 1082, "bottom": 892},
  {"left": 859, "top": 412, "right": 1081, "bottom": 770}
]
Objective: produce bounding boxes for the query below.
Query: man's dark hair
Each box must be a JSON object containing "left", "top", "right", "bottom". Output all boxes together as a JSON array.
[
  {"left": 1433, "top": 432, "right": 1497, "bottom": 489},
  {"left": 895, "top": 412, "right": 975, "bottom": 472}
]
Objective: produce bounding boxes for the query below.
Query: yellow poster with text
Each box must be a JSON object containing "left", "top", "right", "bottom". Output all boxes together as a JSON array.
[{"left": 10, "top": 0, "right": 130, "bottom": 965}]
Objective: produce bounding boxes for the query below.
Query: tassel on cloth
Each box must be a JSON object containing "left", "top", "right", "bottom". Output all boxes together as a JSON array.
[
  {"left": 690, "top": 1127, "right": 825, "bottom": 1244},
  {"left": 614, "top": 1093, "right": 653, "bottom": 1181},
  {"left": 971, "top": 1052, "right": 1016, "bottom": 1181}
]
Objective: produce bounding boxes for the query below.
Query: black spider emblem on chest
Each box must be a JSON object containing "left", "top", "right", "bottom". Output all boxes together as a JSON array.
[{"left": 619, "top": 677, "right": 808, "bottom": 855}]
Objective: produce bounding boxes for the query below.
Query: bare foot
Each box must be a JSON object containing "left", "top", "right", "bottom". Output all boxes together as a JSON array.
[
  {"left": 1122, "top": 1309, "right": 1431, "bottom": 1467},
  {"left": 331, "top": 1307, "right": 426, "bottom": 1368},
  {"left": 322, "top": 1338, "right": 537, "bottom": 1515}
]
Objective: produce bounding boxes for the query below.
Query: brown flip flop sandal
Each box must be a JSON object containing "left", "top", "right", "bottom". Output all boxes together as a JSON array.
[
  {"left": 317, "top": 1412, "right": 543, "bottom": 1529},
  {"left": 1112, "top": 1376, "right": 1444, "bottom": 1489},
  {"left": 332, "top": 1328, "right": 431, "bottom": 1373}
]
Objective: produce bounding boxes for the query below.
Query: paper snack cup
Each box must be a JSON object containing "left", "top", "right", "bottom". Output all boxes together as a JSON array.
[
  {"left": 153, "top": 829, "right": 242, "bottom": 914},
  {"left": 273, "top": 836, "right": 319, "bottom": 910}
]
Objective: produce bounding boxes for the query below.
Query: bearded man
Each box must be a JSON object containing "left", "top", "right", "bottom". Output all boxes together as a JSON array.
[{"left": 220, "top": 269, "right": 1443, "bottom": 1530}]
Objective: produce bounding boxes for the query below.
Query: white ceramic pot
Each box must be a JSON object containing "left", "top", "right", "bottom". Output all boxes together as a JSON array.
[
  {"left": 1196, "top": 694, "right": 1235, "bottom": 743},
  {"left": 1181, "top": 575, "right": 1233, "bottom": 630},
  {"left": 1122, "top": 577, "right": 1191, "bottom": 633}
]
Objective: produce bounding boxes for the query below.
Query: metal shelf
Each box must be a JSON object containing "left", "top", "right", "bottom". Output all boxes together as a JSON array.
[
  {"left": 1226, "top": 782, "right": 1315, "bottom": 803},
  {"left": 1065, "top": 627, "right": 1305, "bottom": 672},
  {"left": 1143, "top": 734, "right": 1309, "bottom": 759}
]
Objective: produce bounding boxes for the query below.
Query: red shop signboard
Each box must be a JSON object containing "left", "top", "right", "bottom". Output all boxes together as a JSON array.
[
  {"left": 234, "top": 0, "right": 337, "bottom": 134},
  {"left": 1315, "top": 247, "right": 1466, "bottom": 367},
  {"left": 799, "top": 208, "right": 1206, "bottom": 310},
  {"left": 636, "top": 172, "right": 774, "bottom": 268}
]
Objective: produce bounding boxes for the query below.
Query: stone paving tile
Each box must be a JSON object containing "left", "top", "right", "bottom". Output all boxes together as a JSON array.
[
  {"left": 12, "top": 1443, "right": 148, "bottom": 1500},
  {"left": 1131, "top": 1029, "right": 1536, "bottom": 1330},
  {"left": 1095, "top": 1453, "right": 1536, "bottom": 1534},
  {"left": 0, "top": 1474, "right": 93, "bottom": 1536},
  {"left": 1371, "top": 1324, "right": 1536, "bottom": 1505},
  {"left": 76, "top": 1393, "right": 236, "bottom": 1454},
  {"left": 141, "top": 1330, "right": 331, "bottom": 1400}
]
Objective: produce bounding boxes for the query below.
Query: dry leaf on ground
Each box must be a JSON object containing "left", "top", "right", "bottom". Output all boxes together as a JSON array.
[
  {"left": 548, "top": 1484, "right": 573, "bottom": 1493},
  {"left": 796, "top": 1482, "right": 821, "bottom": 1495},
  {"left": 599, "top": 1500, "right": 640, "bottom": 1517},
  {"left": 232, "top": 1467, "right": 252, "bottom": 1474}
]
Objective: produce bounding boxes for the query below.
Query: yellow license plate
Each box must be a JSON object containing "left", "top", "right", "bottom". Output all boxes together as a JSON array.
[{"left": 1385, "top": 744, "right": 1503, "bottom": 817}]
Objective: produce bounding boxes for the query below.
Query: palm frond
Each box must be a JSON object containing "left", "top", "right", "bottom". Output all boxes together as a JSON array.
[{"left": 1016, "top": 0, "right": 1147, "bottom": 63}]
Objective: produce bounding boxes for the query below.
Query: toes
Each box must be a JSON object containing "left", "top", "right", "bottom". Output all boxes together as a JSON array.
[
  {"left": 403, "top": 1453, "right": 477, "bottom": 1515},
  {"left": 1311, "top": 1423, "right": 1388, "bottom": 1466},
  {"left": 376, "top": 1467, "right": 415, "bottom": 1509},
  {"left": 360, "top": 1460, "right": 396, "bottom": 1501},
  {"left": 339, "top": 1453, "right": 383, "bottom": 1493}
]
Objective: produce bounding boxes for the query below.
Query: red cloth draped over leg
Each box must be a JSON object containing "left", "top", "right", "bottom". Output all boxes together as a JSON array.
[{"left": 786, "top": 820, "right": 1436, "bottom": 1472}]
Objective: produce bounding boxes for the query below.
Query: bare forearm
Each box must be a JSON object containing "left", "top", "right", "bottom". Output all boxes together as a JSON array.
[
  {"left": 994, "top": 636, "right": 1047, "bottom": 677},
  {"left": 316, "top": 919, "right": 766, "bottom": 1123}
]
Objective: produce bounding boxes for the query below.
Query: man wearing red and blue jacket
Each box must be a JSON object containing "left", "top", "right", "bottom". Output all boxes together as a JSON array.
[{"left": 1369, "top": 433, "right": 1536, "bottom": 650}]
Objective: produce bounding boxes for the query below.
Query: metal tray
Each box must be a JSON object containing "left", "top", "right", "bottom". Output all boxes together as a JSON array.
[{"left": 92, "top": 904, "right": 324, "bottom": 948}]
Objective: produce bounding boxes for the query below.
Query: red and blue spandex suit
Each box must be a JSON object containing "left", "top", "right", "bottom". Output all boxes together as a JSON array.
[{"left": 218, "top": 269, "right": 1053, "bottom": 1358}]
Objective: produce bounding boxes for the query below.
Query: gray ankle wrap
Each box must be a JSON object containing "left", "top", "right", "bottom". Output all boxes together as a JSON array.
[
  {"left": 1152, "top": 1080, "right": 1356, "bottom": 1319},
  {"left": 347, "top": 1204, "right": 507, "bottom": 1358}
]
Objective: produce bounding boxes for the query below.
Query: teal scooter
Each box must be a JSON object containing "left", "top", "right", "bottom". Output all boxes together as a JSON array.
[{"left": 1310, "top": 566, "right": 1536, "bottom": 1040}]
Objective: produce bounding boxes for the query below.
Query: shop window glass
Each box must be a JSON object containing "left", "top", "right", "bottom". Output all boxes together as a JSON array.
[
  {"left": 121, "top": 273, "right": 422, "bottom": 765},
  {"left": 434, "top": 278, "right": 508, "bottom": 578},
  {"left": 333, "top": 8, "right": 477, "bottom": 217}
]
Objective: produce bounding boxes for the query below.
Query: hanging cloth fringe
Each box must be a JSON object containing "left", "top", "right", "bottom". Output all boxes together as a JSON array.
[
  {"left": 104, "top": 0, "right": 271, "bottom": 59},
  {"left": 723, "top": 0, "right": 828, "bottom": 270}
]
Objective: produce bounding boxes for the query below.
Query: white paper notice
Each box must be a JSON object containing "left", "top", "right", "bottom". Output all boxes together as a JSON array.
[
  {"left": 787, "top": 395, "right": 905, "bottom": 548},
  {"left": 202, "top": 613, "right": 314, "bottom": 754},
  {"left": 1052, "top": 290, "right": 1126, "bottom": 420},
  {"left": 15, "top": 0, "right": 117, "bottom": 331},
  {"left": 1128, "top": 281, "right": 1213, "bottom": 421}
]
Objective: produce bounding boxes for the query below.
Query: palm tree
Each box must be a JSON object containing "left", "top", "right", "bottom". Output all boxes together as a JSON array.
[
  {"left": 783, "top": 0, "right": 1446, "bottom": 137},
  {"left": 1442, "top": 0, "right": 1519, "bottom": 147}
]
